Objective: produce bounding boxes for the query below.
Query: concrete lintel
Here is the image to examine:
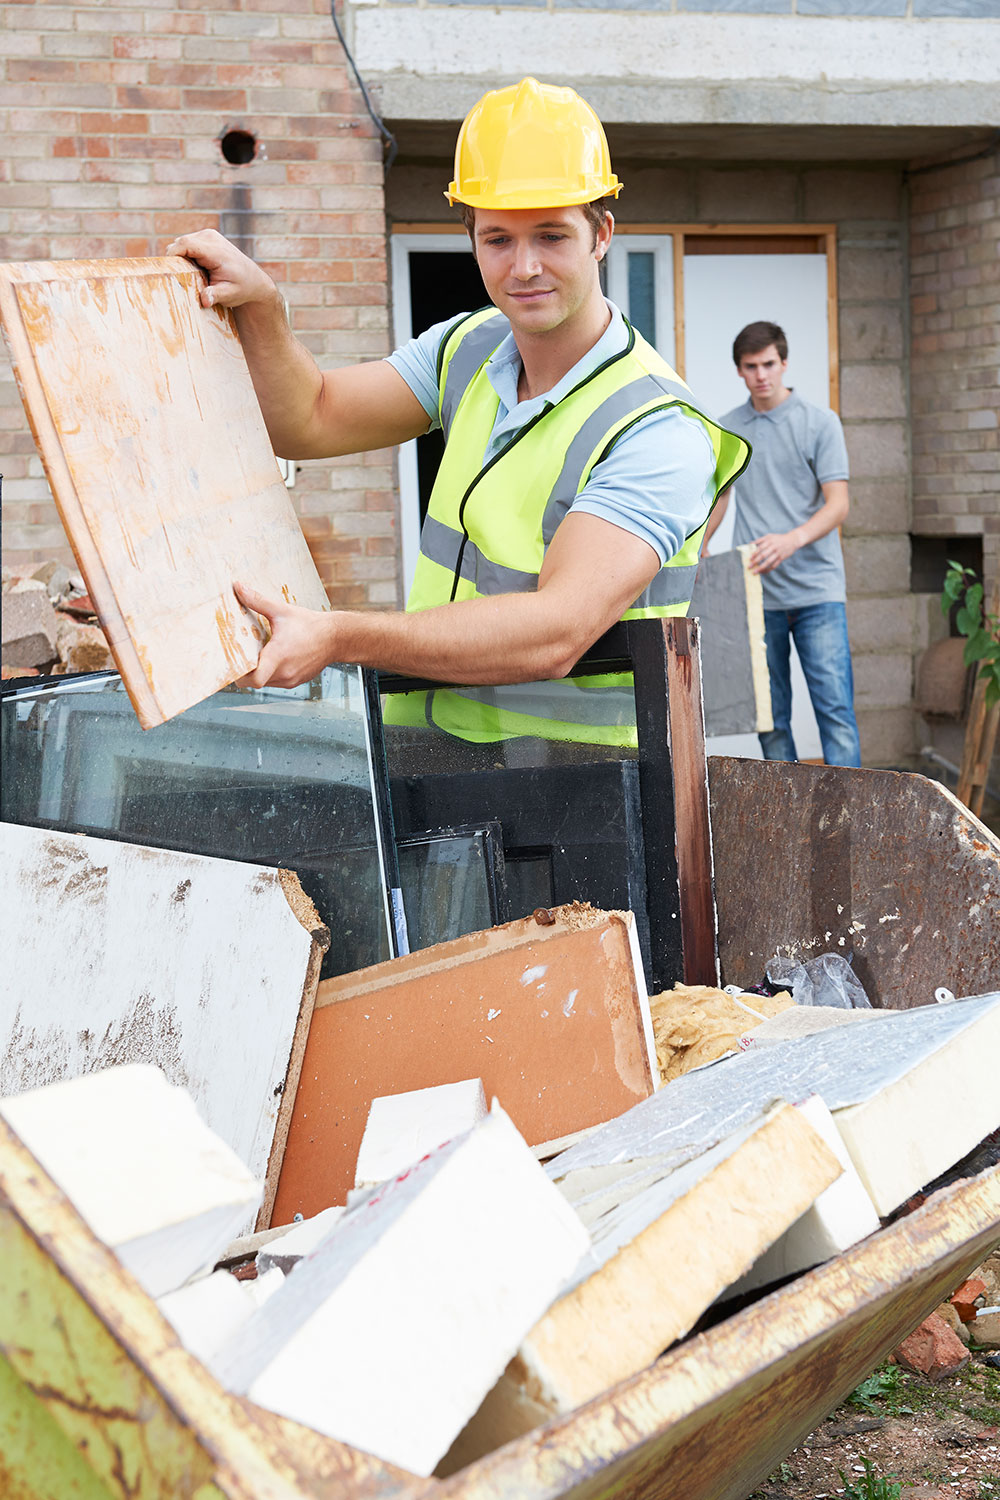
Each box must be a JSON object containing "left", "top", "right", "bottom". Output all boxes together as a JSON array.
[{"left": 354, "top": 11, "right": 1000, "bottom": 127}]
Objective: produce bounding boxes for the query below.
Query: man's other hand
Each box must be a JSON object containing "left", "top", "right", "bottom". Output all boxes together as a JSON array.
[
  {"left": 234, "top": 581, "right": 337, "bottom": 689},
  {"left": 749, "top": 529, "right": 801, "bottom": 574},
  {"left": 165, "top": 229, "right": 278, "bottom": 311}
]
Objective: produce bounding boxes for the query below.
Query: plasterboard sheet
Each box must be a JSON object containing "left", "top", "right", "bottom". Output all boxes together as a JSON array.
[
  {"left": 547, "top": 994, "right": 1000, "bottom": 1215},
  {"left": 0, "top": 257, "right": 329, "bottom": 727},
  {"left": 689, "top": 546, "right": 771, "bottom": 736},
  {"left": 0, "top": 822, "right": 326, "bottom": 1223}
]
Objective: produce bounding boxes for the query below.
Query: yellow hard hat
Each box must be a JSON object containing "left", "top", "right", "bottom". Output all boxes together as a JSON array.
[{"left": 446, "top": 77, "right": 622, "bottom": 210}]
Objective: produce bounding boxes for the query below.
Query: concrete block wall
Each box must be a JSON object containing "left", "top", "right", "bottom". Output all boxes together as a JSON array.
[
  {"left": 908, "top": 145, "right": 999, "bottom": 803},
  {"left": 0, "top": 0, "right": 396, "bottom": 609},
  {"left": 909, "top": 147, "right": 1000, "bottom": 585}
]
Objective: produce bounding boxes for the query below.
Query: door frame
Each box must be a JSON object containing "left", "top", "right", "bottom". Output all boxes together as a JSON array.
[{"left": 389, "top": 222, "right": 839, "bottom": 591}]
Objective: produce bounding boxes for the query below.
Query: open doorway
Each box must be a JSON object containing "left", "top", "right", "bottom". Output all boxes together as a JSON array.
[{"left": 391, "top": 231, "right": 485, "bottom": 594}]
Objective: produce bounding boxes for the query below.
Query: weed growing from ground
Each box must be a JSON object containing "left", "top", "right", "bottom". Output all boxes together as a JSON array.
[{"left": 846, "top": 1367, "right": 903, "bottom": 1414}]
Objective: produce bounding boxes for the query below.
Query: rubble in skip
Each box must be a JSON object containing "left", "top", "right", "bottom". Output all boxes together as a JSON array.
[{"left": 1, "top": 878, "right": 998, "bottom": 1480}]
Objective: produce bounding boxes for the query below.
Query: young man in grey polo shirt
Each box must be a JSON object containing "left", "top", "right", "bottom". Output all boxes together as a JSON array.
[{"left": 703, "top": 320, "right": 862, "bottom": 767}]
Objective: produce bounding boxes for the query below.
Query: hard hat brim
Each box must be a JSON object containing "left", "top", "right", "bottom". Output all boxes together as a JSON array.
[{"left": 445, "top": 179, "right": 622, "bottom": 209}]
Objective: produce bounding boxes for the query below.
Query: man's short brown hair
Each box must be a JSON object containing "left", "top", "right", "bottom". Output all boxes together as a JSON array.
[
  {"left": 460, "top": 197, "right": 614, "bottom": 252},
  {"left": 733, "top": 321, "right": 789, "bottom": 367}
]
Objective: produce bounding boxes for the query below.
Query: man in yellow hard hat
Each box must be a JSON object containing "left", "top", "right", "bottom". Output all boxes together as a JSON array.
[{"left": 168, "top": 79, "right": 748, "bottom": 743}]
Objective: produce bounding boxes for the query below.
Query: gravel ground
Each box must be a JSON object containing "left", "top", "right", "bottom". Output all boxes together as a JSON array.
[{"left": 746, "top": 1350, "right": 1000, "bottom": 1500}]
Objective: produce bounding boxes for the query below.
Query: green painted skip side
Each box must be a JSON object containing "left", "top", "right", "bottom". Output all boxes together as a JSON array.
[
  {"left": 0, "top": 1351, "right": 117, "bottom": 1500},
  {"left": 0, "top": 1189, "right": 227, "bottom": 1500}
]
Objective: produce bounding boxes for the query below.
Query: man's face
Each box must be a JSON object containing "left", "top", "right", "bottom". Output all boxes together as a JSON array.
[
  {"left": 471, "top": 206, "right": 611, "bottom": 337},
  {"left": 737, "top": 345, "right": 788, "bottom": 406}
]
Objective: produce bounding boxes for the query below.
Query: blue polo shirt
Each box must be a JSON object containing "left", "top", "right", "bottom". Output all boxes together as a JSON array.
[
  {"left": 387, "top": 301, "right": 717, "bottom": 568},
  {"left": 720, "top": 390, "right": 850, "bottom": 610}
]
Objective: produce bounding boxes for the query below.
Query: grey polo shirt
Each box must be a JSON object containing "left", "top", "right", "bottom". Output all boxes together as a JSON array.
[{"left": 720, "top": 390, "right": 850, "bottom": 610}]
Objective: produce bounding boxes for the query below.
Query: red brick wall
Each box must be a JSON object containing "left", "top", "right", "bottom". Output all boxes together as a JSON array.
[
  {"left": 909, "top": 147, "right": 1000, "bottom": 589},
  {"left": 1, "top": 0, "right": 399, "bottom": 608}
]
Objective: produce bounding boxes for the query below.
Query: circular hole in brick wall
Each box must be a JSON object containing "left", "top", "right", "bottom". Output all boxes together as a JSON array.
[{"left": 220, "top": 129, "right": 257, "bottom": 166}]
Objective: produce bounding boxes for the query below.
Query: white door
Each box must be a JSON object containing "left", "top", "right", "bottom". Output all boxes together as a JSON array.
[{"left": 684, "top": 250, "right": 832, "bottom": 760}]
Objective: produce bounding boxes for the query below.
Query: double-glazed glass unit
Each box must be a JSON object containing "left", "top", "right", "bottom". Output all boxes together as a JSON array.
[
  {"left": 1, "top": 669, "right": 397, "bottom": 977},
  {"left": 0, "top": 669, "right": 513, "bottom": 971}
]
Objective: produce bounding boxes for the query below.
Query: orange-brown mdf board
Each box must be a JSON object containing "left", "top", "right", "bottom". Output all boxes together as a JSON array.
[
  {"left": 0, "top": 257, "right": 329, "bottom": 728},
  {"left": 272, "top": 905, "right": 658, "bottom": 1223}
]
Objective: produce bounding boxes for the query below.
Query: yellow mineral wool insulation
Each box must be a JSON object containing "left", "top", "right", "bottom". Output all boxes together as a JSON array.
[{"left": 649, "top": 984, "right": 794, "bottom": 1083}]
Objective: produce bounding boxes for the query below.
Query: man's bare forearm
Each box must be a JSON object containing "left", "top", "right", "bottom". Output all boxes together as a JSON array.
[
  {"left": 231, "top": 290, "right": 330, "bottom": 459},
  {"left": 236, "top": 513, "right": 661, "bottom": 691},
  {"left": 345, "top": 591, "right": 597, "bottom": 682}
]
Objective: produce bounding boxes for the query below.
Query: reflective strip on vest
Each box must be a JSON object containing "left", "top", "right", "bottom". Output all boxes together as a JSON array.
[
  {"left": 386, "top": 677, "right": 640, "bottom": 748},
  {"left": 419, "top": 514, "right": 547, "bottom": 596},
  {"left": 439, "top": 311, "right": 508, "bottom": 438},
  {"left": 419, "top": 510, "right": 698, "bottom": 609},
  {"left": 539, "top": 374, "right": 697, "bottom": 545}
]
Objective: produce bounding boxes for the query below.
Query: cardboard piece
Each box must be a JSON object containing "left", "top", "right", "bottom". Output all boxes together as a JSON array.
[
  {"left": 355, "top": 1078, "right": 488, "bottom": 1188},
  {"left": 1, "top": 1065, "right": 261, "bottom": 1297},
  {"left": 0, "top": 823, "right": 327, "bottom": 1228},
  {"left": 216, "top": 1106, "right": 590, "bottom": 1477},
  {"left": 0, "top": 257, "right": 329, "bottom": 727},
  {"left": 442, "top": 1101, "right": 840, "bottom": 1469},
  {"left": 272, "top": 905, "right": 657, "bottom": 1222}
]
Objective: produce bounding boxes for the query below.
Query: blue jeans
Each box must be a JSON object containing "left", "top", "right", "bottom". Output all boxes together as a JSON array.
[{"left": 759, "top": 602, "right": 862, "bottom": 767}]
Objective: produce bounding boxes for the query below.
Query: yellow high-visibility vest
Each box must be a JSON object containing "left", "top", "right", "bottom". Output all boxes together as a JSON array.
[{"left": 387, "top": 308, "right": 751, "bottom": 745}]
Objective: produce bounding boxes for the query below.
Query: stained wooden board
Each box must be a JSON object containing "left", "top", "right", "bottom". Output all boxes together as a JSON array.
[
  {"left": 0, "top": 823, "right": 328, "bottom": 1229},
  {"left": 709, "top": 757, "right": 1000, "bottom": 1008},
  {"left": 272, "top": 905, "right": 657, "bottom": 1223},
  {"left": 0, "top": 257, "right": 329, "bottom": 728}
]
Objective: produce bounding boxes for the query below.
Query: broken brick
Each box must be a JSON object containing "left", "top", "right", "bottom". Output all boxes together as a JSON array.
[
  {"left": 1, "top": 587, "right": 59, "bottom": 668},
  {"left": 893, "top": 1311, "right": 970, "bottom": 1380},
  {"left": 950, "top": 1275, "right": 986, "bottom": 1323},
  {"left": 55, "top": 615, "right": 114, "bottom": 674},
  {"left": 936, "top": 1300, "right": 972, "bottom": 1345}
]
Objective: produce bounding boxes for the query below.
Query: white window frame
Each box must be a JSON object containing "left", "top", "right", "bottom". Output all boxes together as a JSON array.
[{"left": 604, "top": 233, "right": 676, "bottom": 370}]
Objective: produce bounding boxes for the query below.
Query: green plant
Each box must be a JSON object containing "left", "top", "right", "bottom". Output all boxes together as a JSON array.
[
  {"left": 942, "top": 562, "right": 1000, "bottom": 708},
  {"left": 978, "top": 1482, "right": 1000, "bottom": 1500},
  {"left": 836, "top": 1458, "right": 901, "bottom": 1500},
  {"left": 846, "top": 1365, "right": 902, "bottom": 1413}
]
